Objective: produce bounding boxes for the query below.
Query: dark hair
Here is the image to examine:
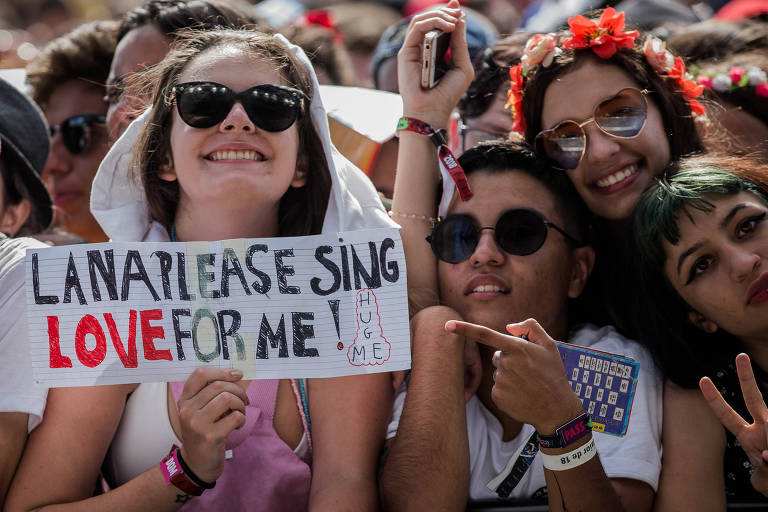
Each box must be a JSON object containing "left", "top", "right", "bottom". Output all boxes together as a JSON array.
[
  {"left": 630, "top": 153, "right": 768, "bottom": 386},
  {"left": 279, "top": 24, "right": 359, "bottom": 86},
  {"left": 0, "top": 152, "right": 43, "bottom": 236},
  {"left": 457, "top": 140, "right": 591, "bottom": 241},
  {"left": 134, "top": 29, "right": 331, "bottom": 237},
  {"left": 26, "top": 20, "right": 119, "bottom": 109},
  {"left": 520, "top": 11, "right": 704, "bottom": 162},
  {"left": 117, "top": 0, "right": 255, "bottom": 42},
  {"left": 458, "top": 32, "right": 529, "bottom": 120}
]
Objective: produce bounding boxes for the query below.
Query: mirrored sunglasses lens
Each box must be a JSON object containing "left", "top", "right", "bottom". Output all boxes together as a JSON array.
[
  {"left": 433, "top": 216, "right": 478, "bottom": 263},
  {"left": 496, "top": 210, "right": 547, "bottom": 256},
  {"left": 244, "top": 87, "right": 300, "bottom": 132},
  {"left": 178, "top": 85, "right": 232, "bottom": 128},
  {"left": 595, "top": 89, "right": 647, "bottom": 138},
  {"left": 537, "top": 122, "right": 585, "bottom": 170}
]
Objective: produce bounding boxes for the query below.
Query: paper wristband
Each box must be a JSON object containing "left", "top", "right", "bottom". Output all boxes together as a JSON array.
[{"left": 540, "top": 438, "right": 597, "bottom": 471}]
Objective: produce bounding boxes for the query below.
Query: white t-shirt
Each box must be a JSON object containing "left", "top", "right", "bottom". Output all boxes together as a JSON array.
[
  {"left": 387, "top": 323, "right": 663, "bottom": 501},
  {"left": 0, "top": 236, "right": 49, "bottom": 431}
]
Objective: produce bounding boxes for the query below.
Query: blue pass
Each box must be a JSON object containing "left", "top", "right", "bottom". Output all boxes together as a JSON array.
[{"left": 555, "top": 342, "right": 639, "bottom": 437}]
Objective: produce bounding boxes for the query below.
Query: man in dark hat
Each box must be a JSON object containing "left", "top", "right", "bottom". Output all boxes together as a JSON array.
[{"left": 0, "top": 76, "right": 53, "bottom": 504}]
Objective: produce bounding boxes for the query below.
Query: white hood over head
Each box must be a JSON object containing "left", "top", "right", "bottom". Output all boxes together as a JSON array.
[{"left": 91, "top": 33, "right": 395, "bottom": 242}]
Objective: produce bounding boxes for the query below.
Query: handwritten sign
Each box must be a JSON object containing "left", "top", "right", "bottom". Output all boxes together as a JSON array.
[{"left": 25, "top": 228, "right": 410, "bottom": 387}]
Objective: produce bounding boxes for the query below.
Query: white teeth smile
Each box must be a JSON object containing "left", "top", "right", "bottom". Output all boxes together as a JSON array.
[
  {"left": 596, "top": 163, "right": 638, "bottom": 188},
  {"left": 208, "top": 150, "right": 263, "bottom": 161},
  {"left": 472, "top": 285, "right": 505, "bottom": 293}
]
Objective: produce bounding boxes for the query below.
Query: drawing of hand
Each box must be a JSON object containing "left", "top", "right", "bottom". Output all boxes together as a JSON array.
[{"left": 700, "top": 353, "right": 768, "bottom": 497}]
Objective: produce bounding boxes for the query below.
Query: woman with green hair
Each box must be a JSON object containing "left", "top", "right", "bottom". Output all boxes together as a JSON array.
[{"left": 631, "top": 153, "right": 768, "bottom": 507}]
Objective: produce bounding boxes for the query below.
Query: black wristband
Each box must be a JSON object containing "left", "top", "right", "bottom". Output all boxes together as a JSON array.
[{"left": 175, "top": 449, "right": 216, "bottom": 489}]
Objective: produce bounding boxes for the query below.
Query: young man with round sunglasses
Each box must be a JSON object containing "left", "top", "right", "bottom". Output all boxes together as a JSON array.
[
  {"left": 26, "top": 20, "right": 117, "bottom": 243},
  {"left": 381, "top": 139, "right": 663, "bottom": 510},
  {"left": 0, "top": 76, "right": 53, "bottom": 504}
]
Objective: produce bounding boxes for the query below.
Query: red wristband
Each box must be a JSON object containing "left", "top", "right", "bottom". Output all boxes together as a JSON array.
[
  {"left": 160, "top": 447, "right": 215, "bottom": 496},
  {"left": 396, "top": 116, "right": 473, "bottom": 203}
]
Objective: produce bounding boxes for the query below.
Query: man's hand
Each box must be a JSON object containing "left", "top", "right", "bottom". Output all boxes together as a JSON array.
[{"left": 446, "top": 318, "right": 583, "bottom": 433}]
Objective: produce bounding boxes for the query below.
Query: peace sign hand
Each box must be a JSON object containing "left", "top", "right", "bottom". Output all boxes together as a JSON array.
[{"left": 700, "top": 353, "right": 768, "bottom": 497}]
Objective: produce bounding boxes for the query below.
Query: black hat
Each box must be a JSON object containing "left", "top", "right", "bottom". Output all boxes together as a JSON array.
[{"left": 0, "top": 77, "right": 52, "bottom": 231}]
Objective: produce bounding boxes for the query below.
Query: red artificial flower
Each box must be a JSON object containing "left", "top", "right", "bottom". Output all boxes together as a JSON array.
[
  {"left": 729, "top": 66, "right": 744, "bottom": 85},
  {"left": 697, "top": 75, "right": 713, "bottom": 89},
  {"left": 562, "top": 8, "right": 639, "bottom": 59},
  {"left": 757, "top": 83, "right": 768, "bottom": 98},
  {"left": 299, "top": 10, "right": 344, "bottom": 44},
  {"left": 688, "top": 99, "right": 706, "bottom": 116},
  {"left": 505, "top": 64, "right": 526, "bottom": 134}
]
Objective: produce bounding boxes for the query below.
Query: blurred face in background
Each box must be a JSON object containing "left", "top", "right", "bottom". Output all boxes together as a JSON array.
[
  {"left": 42, "top": 80, "right": 108, "bottom": 241},
  {"left": 106, "top": 24, "right": 172, "bottom": 141}
]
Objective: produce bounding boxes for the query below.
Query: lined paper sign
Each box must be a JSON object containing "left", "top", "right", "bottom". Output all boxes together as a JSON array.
[{"left": 25, "top": 228, "right": 410, "bottom": 387}]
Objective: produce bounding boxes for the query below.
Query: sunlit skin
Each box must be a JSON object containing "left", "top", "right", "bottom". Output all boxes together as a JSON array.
[
  {"left": 165, "top": 46, "right": 305, "bottom": 242},
  {"left": 663, "top": 192, "right": 768, "bottom": 353},
  {"left": 541, "top": 56, "right": 670, "bottom": 221},
  {"left": 42, "top": 80, "right": 108, "bottom": 242},
  {"left": 106, "top": 24, "right": 172, "bottom": 141}
]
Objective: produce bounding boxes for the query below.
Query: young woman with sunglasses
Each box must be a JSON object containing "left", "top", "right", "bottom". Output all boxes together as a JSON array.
[
  {"left": 383, "top": 4, "right": 661, "bottom": 509},
  {"left": 630, "top": 154, "right": 768, "bottom": 507},
  {"left": 6, "top": 29, "right": 394, "bottom": 512}
]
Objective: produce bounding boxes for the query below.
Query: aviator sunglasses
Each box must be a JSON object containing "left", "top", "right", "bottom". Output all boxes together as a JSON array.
[
  {"left": 534, "top": 88, "right": 649, "bottom": 170},
  {"left": 49, "top": 114, "right": 106, "bottom": 155},
  {"left": 171, "top": 81, "right": 305, "bottom": 132},
  {"left": 426, "top": 208, "right": 582, "bottom": 264}
]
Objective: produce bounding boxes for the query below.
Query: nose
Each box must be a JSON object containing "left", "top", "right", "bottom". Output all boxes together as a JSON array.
[
  {"left": 583, "top": 121, "right": 621, "bottom": 164},
  {"left": 470, "top": 229, "right": 505, "bottom": 267},
  {"left": 219, "top": 102, "right": 254, "bottom": 133},
  {"left": 42, "top": 133, "right": 72, "bottom": 189},
  {"left": 107, "top": 92, "right": 141, "bottom": 142},
  {"left": 727, "top": 243, "right": 761, "bottom": 282}
]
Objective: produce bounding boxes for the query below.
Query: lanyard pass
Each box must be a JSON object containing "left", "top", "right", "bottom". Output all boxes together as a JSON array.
[{"left": 397, "top": 117, "right": 473, "bottom": 215}]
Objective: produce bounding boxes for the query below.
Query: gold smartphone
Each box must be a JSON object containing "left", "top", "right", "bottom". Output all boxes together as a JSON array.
[{"left": 421, "top": 29, "right": 452, "bottom": 89}]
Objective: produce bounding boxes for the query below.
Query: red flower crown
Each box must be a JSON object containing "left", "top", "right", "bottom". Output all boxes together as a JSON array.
[{"left": 505, "top": 8, "right": 704, "bottom": 134}]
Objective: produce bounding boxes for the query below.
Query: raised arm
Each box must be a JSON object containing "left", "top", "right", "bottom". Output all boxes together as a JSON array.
[
  {"left": 5, "top": 369, "right": 247, "bottom": 512},
  {"left": 391, "top": 0, "right": 474, "bottom": 308}
]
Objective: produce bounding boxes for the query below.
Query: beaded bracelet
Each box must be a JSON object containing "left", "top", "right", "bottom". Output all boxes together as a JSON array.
[{"left": 388, "top": 209, "right": 439, "bottom": 226}]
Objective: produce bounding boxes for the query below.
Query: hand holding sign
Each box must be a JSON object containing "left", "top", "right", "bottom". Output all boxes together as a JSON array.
[
  {"left": 177, "top": 368, "right": 248, "bottom": 484},
  {"left": 445, "top": 318, "right": 584, "bottom": 433},
  {"left": 700, "top": 353, "right": 768, "bottom": 497}
]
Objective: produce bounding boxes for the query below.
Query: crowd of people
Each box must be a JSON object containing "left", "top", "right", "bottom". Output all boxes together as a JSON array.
[{"left": 1, "top": 0, "right": 767, "bottom": 510}]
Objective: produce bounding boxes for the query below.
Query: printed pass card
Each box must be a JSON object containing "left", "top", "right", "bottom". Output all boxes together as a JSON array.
[{"left": 555, "top": 342, "right": 639, "bottom": 437}]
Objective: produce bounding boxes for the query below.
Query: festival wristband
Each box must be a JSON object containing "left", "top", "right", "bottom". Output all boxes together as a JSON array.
[
  {"left": 540, "top": 438, "right": 597, "bottom": 471},
  {"left": 160, "top": 447, "right": 215, "bottom": 496},
  {"left": 538, "top": 412, "right": 592, "bottom": 449},
  {"left": 396, "top": 116, "right": 472, "bottom": 216}
]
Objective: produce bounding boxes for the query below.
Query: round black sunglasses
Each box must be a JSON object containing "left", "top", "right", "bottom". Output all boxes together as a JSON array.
[
  {"left": 426, "top": 208, "right": 582, "bottom": 264},
  {"left": 171, "top": 81, "right": 305, "bottom": 132}
]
